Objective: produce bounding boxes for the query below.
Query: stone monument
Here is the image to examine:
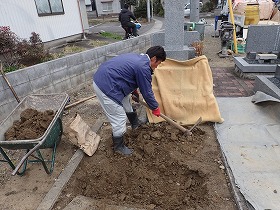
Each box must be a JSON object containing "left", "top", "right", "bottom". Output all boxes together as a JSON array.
[
  {"left": 163, "top": 0, "right": 196, "bottom": 60},
  {"left": 190, "top": 0, "right": 199, "bottom": 23}
]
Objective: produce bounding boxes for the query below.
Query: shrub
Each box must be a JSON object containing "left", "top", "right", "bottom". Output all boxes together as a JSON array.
[
  {"left": 0, "top": 26, "right": 21, "bottom": 70},
  {"left": 153, "top": 0, "right": 164, "bottom": 17},
  {"left": 134, "top": 0, "right": 148, "bottom": 19},
  {"left": 0, "top": 27, "right": 50, "bottom": 72}
]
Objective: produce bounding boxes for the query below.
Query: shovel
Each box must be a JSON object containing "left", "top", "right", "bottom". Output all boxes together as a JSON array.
[
  {"left": 0, "top": 61, "right": 20, "bottom": 103},
  {"left": 134, "top": 96, "right": 202, "bottom": 136}
]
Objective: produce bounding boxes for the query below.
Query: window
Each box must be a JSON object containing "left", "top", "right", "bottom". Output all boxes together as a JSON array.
[
  {"left": 34, "top": 0, "right": 64, "bottom": 16},
  {"left": 102, "top": 2, "right": 113, "bottom": 12}
]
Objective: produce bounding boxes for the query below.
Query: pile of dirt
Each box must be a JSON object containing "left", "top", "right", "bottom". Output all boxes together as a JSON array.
[
  {"left": 54, "top": 122, "right": 236, "bottom": 210},
  {"left": 4, "top": 108, "right": 55, "bottom": 140}
]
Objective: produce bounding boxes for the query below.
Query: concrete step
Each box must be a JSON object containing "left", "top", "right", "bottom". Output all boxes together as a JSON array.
[{"left": 63, "top": 195, "right": 147, "bottom": 210}]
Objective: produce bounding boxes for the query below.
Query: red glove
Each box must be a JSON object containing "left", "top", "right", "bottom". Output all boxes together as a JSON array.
[
  {"left": 152, "top": 107, "right": 160, "bottom": 117},
  {"left": 131, "top": 89, "right": 139, "bottom": 102}
]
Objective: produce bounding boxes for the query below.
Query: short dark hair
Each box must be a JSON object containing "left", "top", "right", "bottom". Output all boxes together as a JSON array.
[
  {"left": 146, "top": 46, "right": 166, "bottom": 62},
  {"left": 124, "top": 4, "right": 129, "bottom": 9}
]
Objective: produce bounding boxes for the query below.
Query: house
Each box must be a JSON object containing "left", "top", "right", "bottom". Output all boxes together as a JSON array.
[
  {"left": 95, "top": 0, "right": 122, "bottom": 16},
  {"left": 0, "top": 0, "right": 89, "bottom": 48}
]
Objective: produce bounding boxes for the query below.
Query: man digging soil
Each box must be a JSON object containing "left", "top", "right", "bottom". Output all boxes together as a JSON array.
[{"left": 93, "top": 46, "right": 166, "bottom": 155}]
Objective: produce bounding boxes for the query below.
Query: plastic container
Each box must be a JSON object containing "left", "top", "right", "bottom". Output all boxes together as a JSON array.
[
  {"left": 244, "top": 4, "right": 259, "bottom": 25},
  {"left": 184, "top": 22, "right": 205, "bottom": 40},
  {"left": 231, "top": 42, "right": 246, "bottom": 54}
]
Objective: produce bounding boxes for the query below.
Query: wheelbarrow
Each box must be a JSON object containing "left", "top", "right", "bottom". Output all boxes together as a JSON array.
[{"left": 0, "top": 93, "right": 69, "bottom": 175}]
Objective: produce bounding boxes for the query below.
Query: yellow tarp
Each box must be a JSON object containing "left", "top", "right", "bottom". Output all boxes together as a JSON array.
[{"left": 146, "top": 55, "right": 224, "bottom": 125}]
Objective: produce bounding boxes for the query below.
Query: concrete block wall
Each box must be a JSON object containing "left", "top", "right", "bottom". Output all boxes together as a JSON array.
[{"left": 0, "top": 34, "right": 152, "bottom": 122}]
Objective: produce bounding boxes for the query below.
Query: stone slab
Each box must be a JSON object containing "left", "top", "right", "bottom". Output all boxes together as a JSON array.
[
  {"left": 234, "top": 56, "right": 277, "bottom": 73},
  {"left": 275, "top": 65, "right": 280, "bottom": 79},
  {"left": 152, "top": 32, "right": 200, "bottom": 48},
  {"left": 256, "top": 54, "right": 277, "bottom": 60},
  {"left": 165, "top": 46, "right": 196, "bottom": 60},
  {"left": 254, "top": 76, "right": 280, "bottom": 100},
  {"left": 245, "top": 25, "right": 280, "bottom": 53},
  {"left": 63, "top": 195, "right": 146, "bottom": 210}
]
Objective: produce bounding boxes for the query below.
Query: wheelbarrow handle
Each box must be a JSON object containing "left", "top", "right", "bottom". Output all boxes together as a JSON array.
[{"left": 11, "top": 143, "right": 42, "bottom": 176}]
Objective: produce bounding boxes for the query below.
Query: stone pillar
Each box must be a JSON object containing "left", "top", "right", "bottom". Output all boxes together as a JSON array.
[
  {"left": 165, "top": 0, "right": 184, "bottom": 51},
  {"left": 190, "top": 0, "right": 199, "bottom": 23},
  {"left": 164, "top": 0, "right": 195, "bottom": 60}
]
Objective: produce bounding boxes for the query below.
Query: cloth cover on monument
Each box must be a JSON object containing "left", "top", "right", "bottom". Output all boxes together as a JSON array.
[{"left": 146, "top": 56, "right": 224, "bottom": 125}]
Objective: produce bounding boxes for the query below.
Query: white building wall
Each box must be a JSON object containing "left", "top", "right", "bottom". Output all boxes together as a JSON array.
[
  {"left": 95, "top": 0, "right": 121, "bottom": 16},
  {"left": 0, "top": 0, "right": 83, "bottom": 43}
]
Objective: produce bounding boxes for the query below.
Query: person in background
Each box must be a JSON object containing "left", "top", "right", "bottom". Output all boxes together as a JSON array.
[
  {"left": 119, "top": 4, "right": 138, "bottom": 37},
  {"left": 93, "top": 46, "right": 166, "bottom": 156}
]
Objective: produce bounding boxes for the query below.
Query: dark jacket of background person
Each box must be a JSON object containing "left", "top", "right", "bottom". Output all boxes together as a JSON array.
[{"left": 118, "top": 8, "right": 136, "bottom": 27}]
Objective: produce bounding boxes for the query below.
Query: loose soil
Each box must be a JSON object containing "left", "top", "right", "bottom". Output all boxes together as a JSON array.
[
  {"left": 4, "top": 108, "right": 55, "bottom": 140},
  {"left": 53, "top": 121, "right": 236, "bottom": 210},
  {"left": 0, "top": 16, "right": 239, "bottom": 210}
]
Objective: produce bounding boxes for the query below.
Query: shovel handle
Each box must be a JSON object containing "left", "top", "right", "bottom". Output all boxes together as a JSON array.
[
  {"left": 0, "top": 62, "right": 20, "bottom": 103},
  {"left": 135, "top": 97, "right": 192, "bottom": 136}
]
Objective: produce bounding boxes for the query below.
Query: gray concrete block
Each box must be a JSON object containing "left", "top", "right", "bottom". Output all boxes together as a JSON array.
[
  {"left": 40, "top": 85, "right": 56, "bottom": 94},
  {"left": 234, "top": 56, "right": 277, "bottom": 73},
  {"left": 0, "top": 89, "right": 15, "bottom": 105},
  {"left": 275, "top": 65, "right": 280, "bottom": 79},
  {"left": 165, "top": 46, "right": 196, "bottom": 60},
  {"left": 30, "top": 74, "right": 52, "bottom": 93},
  {"left": 184, "top": 31, "right": 200, "bottom": 46},
  {"left": 4, "top": 68, "right": 29, "bottom": 87},
  {"left": 27, "top": 63, "right": 50, "bottom": 81},
  {"left": 97, "top": 57, "right": 106, "bottom": 67},
  {"left": 70, "top": 74, "right": 86, "bottom": 88},
  {"left": 82, "top": 49, "right": 97, "bottom": 62},
  {"left": 53, "top": 79, "right": 72, "bottom": 93},
  {"left": 68, "top": 64, "right": 85, "bottom": 77},
  {"left": 254, "top": 76, "right": 280, "bottom": 100},
  {"left": 51, "top": 69, "right": 69, "bottom": 84},
  {"left": 14, "top": 82, "right": 33, "bottom": 99},
  {"left": 85, "top": 71, "right": 94, "bottom": 82},
  {"left": 0, "top": 76, "right": 6, "bottom": 91},
  {"left": 48, "top": 58, "right": 67, "bottom": 73},
  {"left": 66, "top": 53, "right": 84, "bottom": 67},
  {"left": 96, "top": 46, "right": 107, "bottom": 58},
  {"left": 151, "top": 32, "right": 164, "bottom": 46},
  {"left": 105, "top": 43, "right": 116, "bottom": 55},
  {"left": 84, "top": 60, "right": 97, "bottom": 71},
  {"left": 139, "top": 43, "right": 147, "bottom": 52},
  {"left": 114, "top": 41, "right": 124, "bottom": 53},
  {"left": 0, "top": 101, "right": 18, "bottom": 122},
  {"left": 0, "top": 35, "right": 153, "bottom": 122},
  {"left": 130, "top": 38, "right": 140, "bottom": 47}
]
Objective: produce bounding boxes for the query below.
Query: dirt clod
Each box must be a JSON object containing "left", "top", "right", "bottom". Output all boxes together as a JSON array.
[{"left": 4, "top": 108, "right": 55, "bottom": 140}]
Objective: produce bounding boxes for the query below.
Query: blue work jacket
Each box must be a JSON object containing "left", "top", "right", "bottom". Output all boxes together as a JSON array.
[{"left": 93, "top": 53, "right": 158, "bottom": 110}]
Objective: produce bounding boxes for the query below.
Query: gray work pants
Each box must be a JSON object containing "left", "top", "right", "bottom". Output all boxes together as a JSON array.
[{"left": 93, "top": 81, "right": 133, "bottom": 137}]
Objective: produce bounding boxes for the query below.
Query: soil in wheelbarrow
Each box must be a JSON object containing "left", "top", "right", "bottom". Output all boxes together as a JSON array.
[
  {"left": 4, "top": 108, "right": 55, "bottom": 140},
  {"left": 53, "top": 121, "right": 237, "bottom": 210}
]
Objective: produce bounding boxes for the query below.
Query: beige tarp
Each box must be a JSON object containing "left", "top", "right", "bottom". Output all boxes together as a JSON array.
[{"left": 146, "top": 56, "right": 224, "bottom": 125}]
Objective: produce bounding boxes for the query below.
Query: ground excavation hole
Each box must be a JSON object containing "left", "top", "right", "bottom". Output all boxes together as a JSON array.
[{"left": 54, "top": 122, "right": 236, "bottom": 210}]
